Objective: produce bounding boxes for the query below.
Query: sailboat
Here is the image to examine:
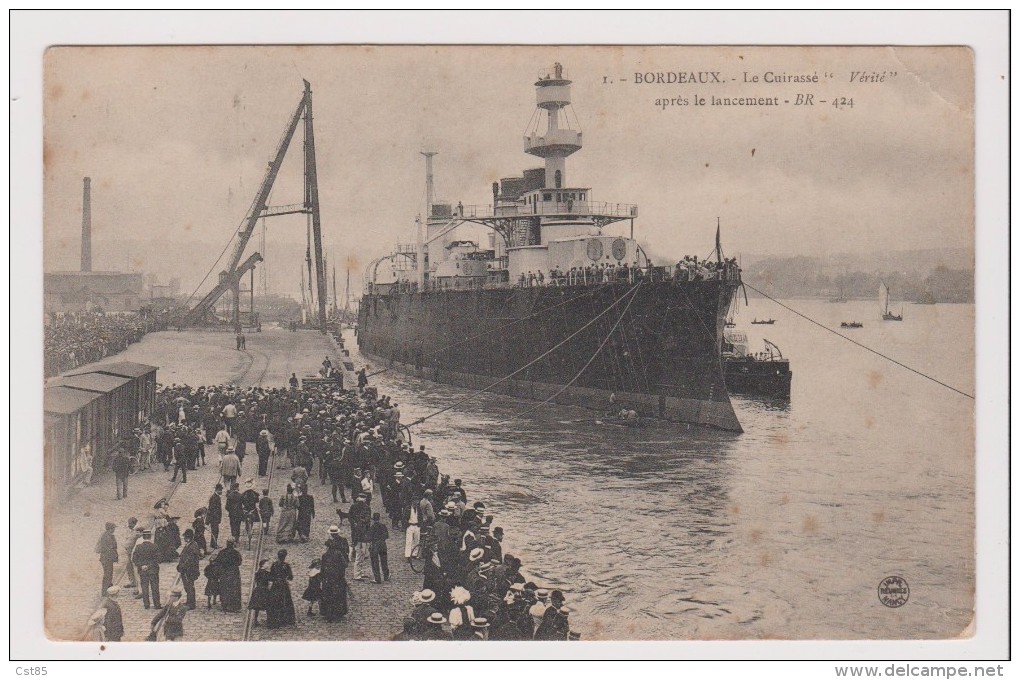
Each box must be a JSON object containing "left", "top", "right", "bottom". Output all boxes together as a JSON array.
[{"left": 880, "top": 281, "right": 903, "bottom": 321}]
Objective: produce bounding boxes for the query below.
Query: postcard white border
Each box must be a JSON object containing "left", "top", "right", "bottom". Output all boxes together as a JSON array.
[{"left": 9, "top": 9, "right": 1009, "bottom": 663}]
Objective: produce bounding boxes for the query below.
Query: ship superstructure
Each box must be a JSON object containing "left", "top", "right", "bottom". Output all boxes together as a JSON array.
[{"left": 359, "top": 64, "right": 743, "bottom": 432}]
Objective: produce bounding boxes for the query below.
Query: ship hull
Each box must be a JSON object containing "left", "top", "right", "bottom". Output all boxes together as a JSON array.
[{"left": 357, "top": 280, "right": 742, "bottom": 432}]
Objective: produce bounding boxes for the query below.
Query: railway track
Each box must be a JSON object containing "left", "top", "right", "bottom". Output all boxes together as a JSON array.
[
  {"left": 85, "top": 344, "right": 274, "bottom": 640},
  {"left": 240, "top": 443, "right": 277, "bottom": 641}
]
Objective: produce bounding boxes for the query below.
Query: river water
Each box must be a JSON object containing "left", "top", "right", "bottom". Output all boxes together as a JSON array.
[{"left": 348, "top": 299, "right": 974, "bottom": 641}]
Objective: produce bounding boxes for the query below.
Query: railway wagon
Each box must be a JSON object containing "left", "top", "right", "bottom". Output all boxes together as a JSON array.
[
  {"left": 70, "top": 361, "right": 157, "bottom": 425},
  {"left": 44, "top": 362, "right": 157, "bottom": 500},
  {"left": 44, "top": 386, "right": 104, "bottom": 500}
]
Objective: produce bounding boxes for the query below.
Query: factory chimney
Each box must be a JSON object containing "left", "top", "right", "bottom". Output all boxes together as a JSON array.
[{"left": 80, "top": 177, "right": 92, "bottom": 272}]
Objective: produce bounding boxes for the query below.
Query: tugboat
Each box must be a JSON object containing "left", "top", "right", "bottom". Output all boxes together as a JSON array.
[
  {"left": 879, "top": 281, "right": 903, "bottom": 321},
  {"left": 357, "top": 64, "right": 745, "bottom": 432},
  {"left": 722, "top": 328, "right": 792, "bottom": 399}
]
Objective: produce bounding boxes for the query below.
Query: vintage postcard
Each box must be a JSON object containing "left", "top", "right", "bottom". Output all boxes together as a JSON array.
[{"left": 18, "top": 28, "right": 1004, "bottom": 661}]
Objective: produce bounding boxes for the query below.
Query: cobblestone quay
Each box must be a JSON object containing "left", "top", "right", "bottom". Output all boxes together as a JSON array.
[{"left": 47, "top": 327, "right": 382, "bottom": 642}]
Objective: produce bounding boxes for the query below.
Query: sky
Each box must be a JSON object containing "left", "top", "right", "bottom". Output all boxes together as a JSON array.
[{"left": 43, "top": 45, "right": 974, "bottom": 297}]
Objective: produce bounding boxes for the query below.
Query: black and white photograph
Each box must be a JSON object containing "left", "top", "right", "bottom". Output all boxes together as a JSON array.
[{"left": 10, "top": 10, "right": 1009, "bottom": 668}]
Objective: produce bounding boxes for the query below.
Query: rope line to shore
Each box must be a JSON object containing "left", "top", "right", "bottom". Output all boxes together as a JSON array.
[
  {"left": 406, "top": 283, "right": 642, "bottom": 428},
  {"left": 366, "top": 284, "right": 620, "bottom": 380},
  {"left": 743, "top": 281, "right": 975, "bottom": 400},
  {"left": 501, "top": 282, "right": 643, "bottom": 423}
]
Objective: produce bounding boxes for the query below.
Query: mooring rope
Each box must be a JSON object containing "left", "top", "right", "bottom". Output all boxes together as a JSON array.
[
  {"left": 405, "top": 282, "right": 642, "bottom": 428},
  {"left": 500, "top": 281, "right": 643, "bottom": 423},
  {"left": 742, "top": 281, "right": 974, "bottom": 400}
]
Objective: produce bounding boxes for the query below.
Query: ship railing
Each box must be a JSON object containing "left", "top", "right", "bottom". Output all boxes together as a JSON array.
[
  {"left": 367, "top": 262, "right": 741, "bottom": 296},
  {"left": 448, "top": 201, "right": 639, "bottom": 220}
]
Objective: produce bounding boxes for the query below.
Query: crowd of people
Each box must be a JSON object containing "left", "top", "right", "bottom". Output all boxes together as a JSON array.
[
  {"left": 533, "top": 256, "right": 741, "bottom": 288},
  {"left": 91, "top": 375, "right": 576, "bottom": 642},
  {"left": 45, "top": 311, "right": 154, "bottom": 377}
]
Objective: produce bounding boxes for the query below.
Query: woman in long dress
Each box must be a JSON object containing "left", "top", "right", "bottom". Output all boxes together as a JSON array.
[
  {"left": 296, "top": 485, "right": 315, "bottom": 543},
  {"left": 276, "top": 485, "right": 298, "bottom": 543},
  {"left": 266, "top": 549, "right": 296, "bottom": 628},
  {"left": 217, "top": 539, "right": 243, "bottom": 612},
  {"left": 248, "top": 559, "right": 272, "bottom": 626},
  {"left": 319, "top": 538, "right": 350, "bottom": 623}
]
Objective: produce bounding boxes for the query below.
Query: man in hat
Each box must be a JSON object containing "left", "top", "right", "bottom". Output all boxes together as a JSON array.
[
  {"left": 293, "top": 436, "right": 313, "bottom": 475},
  {"left": 462, "top": 547, "right": 487, "bottom": 592},
  {"left": 451, "top": 479, "right": 467, "bottom": 504},
  {"left": 151, "top": 586, "right": 187, "bottom": 641},
  {"left": 102, "top": 586, "right": 125, "bottom": 642},
  {"left": 424, "top": 457, "right": 439, "bottom": 491},
  {"left": 177, "top": 528, "right": 201, "bottom": 610},
  {"left": 483, "top": 526, "right": 504, "bottom": 565},
  {"left": 256, "top": 429, "right": 272, "bottom": 477},
  {"left": 469, "top": 618, "right": 490, "bottom": 641},
  {"left": 535, "top": 591, "right": 571, "bottom": 640},
  {"left": 359, "top": 469, "right": 374, "bottom": 507},
  {"left": 214, "top": 425, "right": 230, "bottom": 462},
  {"left": 123, "top": 517, "right": 141, "bottom": 590},
  {"left": 258, "top": 489, "right": 274, "bottom": 536},
  {"left": 348, "top": 494, "right": 371, "bottom": 580},
  {"left": 138, "top": 427, "right": 154, "bottom": 470},
  {"left": 170, "top": 438, "right": 188, "bottom": 483},
  {"left": 327, "top": 444, "right": 348, "bottom": 503},
  {"left": 225, "top": 482, "right": 244, "bottom": 542},
  {"left": 219, "top": 447, "right": 241, "bottom": 489},
  {"left": 530, "top": 588, "right": 551, "bottom": 634},
  {"left": 207, "top": 483, "right": 224, "bottom": 549},
  {"left": 132, "top": 529, "right": 161, "bottom": 609},
  {"left": 410, "top": 590, "right": 440, "bottom": 632},
  {"left": 368, "top": 512, "right": 390, "bottom": 584},
  {"left": 221, "top": 401, "right": 238, "bottom": 436},
  {"left": 421, "top": 612, "right": 451, "bottom": 641},
  {"left": 241, "top": 479, "right": 260, "bottom": 541},
  {"left": 95, "top": 522, "right": 118, "bottom": 598},
  {"left": 418, "top": 490, "right": 436, "bottom": 529},
  {"left": 111, "top": 447, "right": 131, "bottom": 500}
]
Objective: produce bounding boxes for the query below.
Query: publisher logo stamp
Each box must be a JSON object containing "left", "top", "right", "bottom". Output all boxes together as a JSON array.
[{"left": 878, "top": 576, "right": 910, "bottom": 608}]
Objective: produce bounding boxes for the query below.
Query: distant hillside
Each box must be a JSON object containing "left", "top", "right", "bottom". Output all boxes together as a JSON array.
[{"left": 736, "top": 248, "right": 974, "bottom": 303}]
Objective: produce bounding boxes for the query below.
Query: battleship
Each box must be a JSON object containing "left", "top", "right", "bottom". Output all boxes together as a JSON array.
[{"left": 357, "top": 64, "right": 744, "bottom": 432}]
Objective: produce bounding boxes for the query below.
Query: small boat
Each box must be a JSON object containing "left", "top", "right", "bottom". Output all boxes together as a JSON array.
[
  {"left": 598, "top": 416, "right": 644, "bottom": 429},
  {"left": 840, "top": 321, "right": 863, "bottom": 329},
  {"left": 599, "top": 409, "right": 644, "bottom": 428},
  {"left": 879, "top": 281, "right": 903, "bottom": 321},
  {"left": 751, "top": 318, "right": 775, "bottom": 325},
  {"left": 722, "top": 331, "right": 792, "bottom": 399}
]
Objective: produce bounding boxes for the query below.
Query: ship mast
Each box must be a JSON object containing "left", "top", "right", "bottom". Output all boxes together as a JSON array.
[{"left": 526, "top": 62, "right": 581, "bottom": 191}]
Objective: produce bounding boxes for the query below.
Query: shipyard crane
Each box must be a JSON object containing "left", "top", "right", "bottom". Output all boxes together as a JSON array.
[{"left": 183, "top": 80, "right": 328, "bottom": 332}]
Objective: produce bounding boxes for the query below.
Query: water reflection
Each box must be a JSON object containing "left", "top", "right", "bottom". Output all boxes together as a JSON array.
[{"left": 344, "top": 302, "right": 974, "bottom": 640}]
